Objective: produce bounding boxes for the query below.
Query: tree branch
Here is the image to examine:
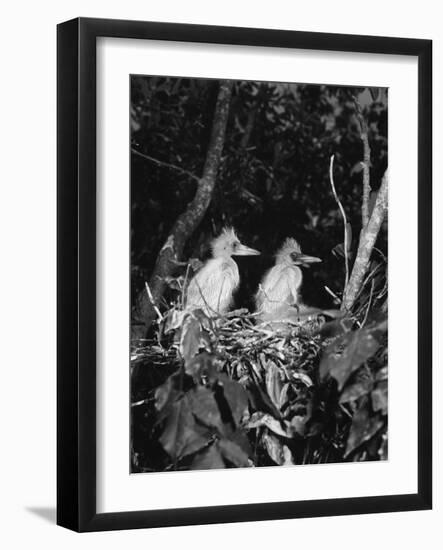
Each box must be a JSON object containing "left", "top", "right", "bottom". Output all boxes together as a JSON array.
[
  {"left": 132, "top": 80, "right": 234, "bottom": 340},
  {"left": 341, "top": 170, "right": 388, "bottom": 311},
  {"left": 353, "top": 97, "right": 371, "bottom": 227},
  {"left": 131, "top": 148, "right": 200, "bottom": 183}
]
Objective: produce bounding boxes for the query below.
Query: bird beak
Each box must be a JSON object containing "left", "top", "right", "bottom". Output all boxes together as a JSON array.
[
  {"left": 292, "top": 253, "right": 322, "bottom": 265},
  {"left": 234, "top": 244, "right": 261, "bottom": 256}
]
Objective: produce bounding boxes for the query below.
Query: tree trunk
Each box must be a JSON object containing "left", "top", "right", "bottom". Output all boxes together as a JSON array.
[
  {"left": 131, "top": 80, "right": 234, "bottom": 340},
  {"left": 341, "top": 171, "right": 388, "bottom": 311}
]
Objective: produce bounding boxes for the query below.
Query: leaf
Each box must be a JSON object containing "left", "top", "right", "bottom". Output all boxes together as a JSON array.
[
  {"left": 155, "top": 376, "right": 175, "bottom": 412},
  {"left": 219, "top": 375, "right": 249, "bottom": 426},
  {"left": 332, "top": 243, "right": 345, "bottom": 258},
  {"left": 159, "top": 396, "right": 196, "bottom": 459},
  {"left": 320, "top": 328, "right": 381, "bottom": 390},
  {"left": 179, "top": 317, "right": 202, "bottom": 363},
  {"left": 371, "top": 380, "right": 388, "bottom": 415},
  {"left": 179, "top": 316, "right": 212, "bottom": 370},
  {"left": 332, "top": 223, "right": 352, "bottom": 258},
  {"left": 164, "top": 275, "right": 184, "bottom": 291},
  {"left": 262, "top": 432, "right": 294, "bottom": 466},
  {"left": 290, "top": 372, "right": 313, "bottom": 388},
  {"left": 219, "top": 438, "right": 250, "bottom": 467},
  {"left": 339, "top": 368, "right": 373, "bottom": 404},
  {"left": 345, "top": 398, "right": 384, "bottom": 457},
  {"left": 191, "top": 444, "right": 225, "bottom": 470},
  {"left": 246, "top": 370, "right": 282, "bottom": 419},
  {"left": 368, "top": 87, "right": 380, "bottom": 102},
  {"left": 289, "top": 415, "right": 309, "bottom": 436},
  {"left": 188, "top": 386, "right": 224, "bottom": 432},
  {"left": 248, "top": 412, "right": 292, "bottom": 438},
  {"left": 228, "top": 429, "right": 252, "bottom": 457},
  {"left": 185, "top": 351, "right": 215, "bottom": 379},
  {"left": 154, "top": 374, "right": 182, "bottom": 420},
  {"left": 376, "top": 366, "right": 388, "bottom": 381},
  {"left": 345, "top": 222, "right": 353, "bottom": 251},
  {"left": 265, "top": 360, "right": 284, "bottom": 409},
  {"left": 378, "top": 432, "right": 388, "bottom": 460},
  {"left": 163, "top": 309, "right": 186, "bottom": 333},
  {"left": 278, "top": 383, "right": 290, "bottom": 409},
  {"left": 180, "top": 423, "right": 212, "bottom": 458}
]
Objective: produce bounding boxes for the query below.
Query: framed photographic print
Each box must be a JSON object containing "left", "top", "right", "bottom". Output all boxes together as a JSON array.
[{"left": 57, "top": 17, "right": 432, "bottom": 532}]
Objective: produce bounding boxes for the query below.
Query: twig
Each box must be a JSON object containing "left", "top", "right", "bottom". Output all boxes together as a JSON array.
[
  {"left": 145, "top": 282, "right": 163, "bottom": 322},
  {"left": 329, "top": 155, "right": 349, "bottom": 290},
  {"left": 181, "top": 263, "right": 191, "bottom": 308},
  {"left": 361, "top": 279, "right": 375, "bottom": 327},
  {"left": 131, "top": 398, "right": 153, "bottom": 408},
  {"left": 132, "top": 148, "right": 200, "bottom": 183},
  {"left": 324, "top": 285, "right": 341, "bottom": 305}
]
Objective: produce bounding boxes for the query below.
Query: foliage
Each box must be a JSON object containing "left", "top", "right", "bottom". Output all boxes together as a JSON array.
[
  {"left": 131, "top": 298, "right": 387, "bottom": 471},
  {"left": 130, "top": 76, "right": 389, "bottom": 471}
]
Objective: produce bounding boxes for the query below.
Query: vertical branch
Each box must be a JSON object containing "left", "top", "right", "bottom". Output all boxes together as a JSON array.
[
  {"left": 361, "top": 130, "right": 371, "bottom": 227},
  {"left": 329, "top": 155, "right": 349, "bottom": 290},
  {"left": 354, "top": 96, "right": 371, "bottom": 228},
  {"left": 132, "top": 80, "right": 234, "bottom": 339},
  {"left": 341, "top": 170, "right": 388, "bottom": 311}
]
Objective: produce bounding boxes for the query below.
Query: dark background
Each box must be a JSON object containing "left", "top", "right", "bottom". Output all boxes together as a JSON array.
[{"left": 130, "top": 77, "right": 387, "bottom": 315}]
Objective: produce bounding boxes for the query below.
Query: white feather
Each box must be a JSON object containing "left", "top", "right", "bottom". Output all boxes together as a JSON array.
[
  {"left": 256, "top": 264, "right": 303, "bottom": 321},
  {"left": 186, "top": 257, "right": 240, "bottom": 316}
]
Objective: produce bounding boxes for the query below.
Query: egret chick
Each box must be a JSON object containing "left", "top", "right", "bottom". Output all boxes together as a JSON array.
[
  {"left": 255, "top": 238, "right": 321, "bottom": 323},
  {"left": 185, "top": 228, "right": 260, "bottom": 317}
]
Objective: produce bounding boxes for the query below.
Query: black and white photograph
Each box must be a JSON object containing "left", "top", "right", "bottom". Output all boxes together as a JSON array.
[{"left": 130, "top": 76, "right": 388, "bottom": 473}]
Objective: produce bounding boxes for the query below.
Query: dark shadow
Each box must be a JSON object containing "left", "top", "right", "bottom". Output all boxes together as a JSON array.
[{"left": 26, "top": 507, "right": 56, "bottom": 524}]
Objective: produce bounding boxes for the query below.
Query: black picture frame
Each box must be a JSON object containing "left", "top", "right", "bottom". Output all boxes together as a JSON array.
[{"left": 57, "top": 17, "right": 432, "bottom": 532}]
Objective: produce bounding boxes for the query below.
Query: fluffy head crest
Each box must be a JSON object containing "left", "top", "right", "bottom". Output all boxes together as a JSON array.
[
  {"left": 276, "top": 237, "right": 301, "bottom": 264},
  {"left": 211, "top": 227, "right": 240, "bottom": 257}
]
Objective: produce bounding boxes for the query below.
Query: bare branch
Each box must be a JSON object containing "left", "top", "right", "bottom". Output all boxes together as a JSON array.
[
  {"left": 132, "top": 148, "right": 200, "bottom": 183},
  {"left": 329, "top": 155, "right": 349, "bottom": 290},
  {"left": 341, "top": 170, "right": 388, "bottom": 311},
  {"left": 353, "top": 96, "right": 371, "bottom": 227},
  {"left": 132, "top": 80, "right": 234, "bottom": 339}
]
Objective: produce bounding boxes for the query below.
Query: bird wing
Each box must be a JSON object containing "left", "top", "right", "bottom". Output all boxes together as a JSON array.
[
  {"left": 257, "top": 265, "right": 302, "bottom": 311},
  {"left": 186, "top": 259, "right": 239, "bottom": 315}
]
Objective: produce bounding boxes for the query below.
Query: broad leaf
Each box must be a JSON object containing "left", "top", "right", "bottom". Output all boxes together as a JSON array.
[
  {"left": 189, "top": 386, "right": 224, "bottom": 432},
  {"left": 159, "top": 396, "right": 196, "bottom": 459},
  {"left": 345, "top": 398, "right": 384, "bottom": 457},
  {"left": 218, "top": 375, "right": 249, "bottom": 426},
  {"left": 368, "top": 87, "right": 380, "bottom": 101},
  {"left": 265, "top": 360, "right": 284, "bottom": 410},
  {"left": 371, "top": 380, "right": 388, "bottom": 415},
  {"left": 154, "top": 374, "right": 182, "bottom": 419},
  {"left": 180, "top": 423, "right": 212, "bottom": 458},
  {"left": 191, "top": 444, "right": 225, "bottom": 470},
  {"left": 179, "top": 316, "right": 210, "bottom": 364},
  {"left": 155, "top": 376, "right": 174, "bottom": 412},
  {"left": 219, "top": 438, "right": 250, "bottom": 467},
  {"left": 320, "top": 328, "right": 381, "bottom": 390},
  {"left": 179, "top": 317, "right": 201, "bottom": 361},
  {"left": 248, "top": 412, "right": 292, "bottom": 438},
  {"left": 185, "top": 351, "right": 215, "bottom": 379},
  {"left": 339, "top": 368, "right": 373, "bottom": 404},
  {"left": 262, "top": 432, "right": 294, "bottom": 466}
]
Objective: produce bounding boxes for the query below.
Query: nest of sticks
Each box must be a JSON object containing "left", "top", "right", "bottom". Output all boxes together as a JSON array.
[{"left": 131, "top": 307, "right": 324, "bottom": 411}]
